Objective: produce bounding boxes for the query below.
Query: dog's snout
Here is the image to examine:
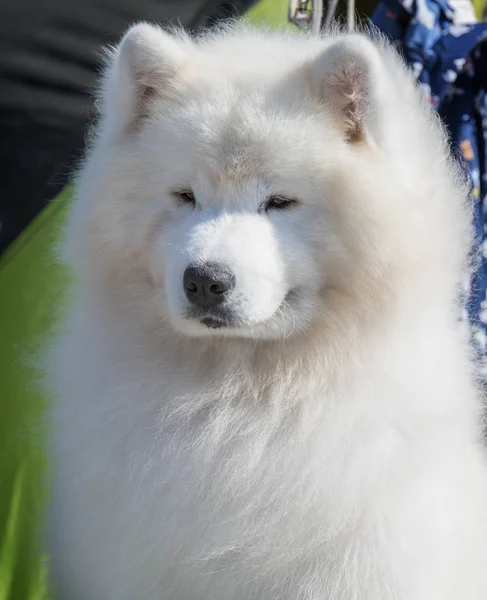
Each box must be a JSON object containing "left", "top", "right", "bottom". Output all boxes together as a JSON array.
[{"left": 183, "top": 263, "right": 235, "bottom": 307}]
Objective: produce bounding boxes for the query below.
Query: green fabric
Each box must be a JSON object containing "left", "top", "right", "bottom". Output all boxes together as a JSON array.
[
  {"left": 0, "top": 192, "right": 71, "bottom": 600},
  {"left": 0, "top": 1, "right": 288, "bottom": 598}
]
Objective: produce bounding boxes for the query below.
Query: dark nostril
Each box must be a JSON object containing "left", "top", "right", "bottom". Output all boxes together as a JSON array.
[
  {"left": 209, "top": 283, "right": 224, "bottom": 295},
  {"left": 183, "top": 263, "right": 236, "bottom": 307}
]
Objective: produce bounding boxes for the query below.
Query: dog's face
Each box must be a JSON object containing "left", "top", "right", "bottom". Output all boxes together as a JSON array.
[
  {"left": 76, "top": 25, "right": 414, "bottom": 341},
  {"left": 145, "top": 100, "right": 347, "bottom": 340}
]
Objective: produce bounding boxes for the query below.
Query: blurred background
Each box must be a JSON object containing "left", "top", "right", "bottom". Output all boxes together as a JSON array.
[{"left": 0, "top": 0, "right": 485, "bottom": 598}]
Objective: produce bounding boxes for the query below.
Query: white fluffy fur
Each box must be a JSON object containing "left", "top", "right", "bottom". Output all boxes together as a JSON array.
[{"left": 46, "top": 22, "right": 487, "bottom": 600}]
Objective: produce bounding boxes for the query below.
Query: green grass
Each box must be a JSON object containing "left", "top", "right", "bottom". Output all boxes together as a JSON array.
[{"left": 0, "top": 2, "right": 288, "bottom": 599}]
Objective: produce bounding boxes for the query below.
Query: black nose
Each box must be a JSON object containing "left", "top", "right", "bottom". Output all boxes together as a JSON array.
[{"left": 183, "top": 263, "right": 236, "bottom": 307}]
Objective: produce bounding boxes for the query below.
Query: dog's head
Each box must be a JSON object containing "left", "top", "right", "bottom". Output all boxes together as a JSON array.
[{"left": 70, "top": 24, "right": 468, "bottom": 342}]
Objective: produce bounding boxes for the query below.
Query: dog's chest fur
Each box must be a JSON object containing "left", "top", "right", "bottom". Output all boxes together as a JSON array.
[{"left": 50, "top": 314, "right": 487, "bottom": 600}]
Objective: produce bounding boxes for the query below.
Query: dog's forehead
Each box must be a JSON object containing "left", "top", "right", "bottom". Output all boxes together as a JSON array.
[
  {"left": 196, "top": 97, "right": 276, "bottom": 167},
  {"left": 144, "top": 73, "right": 343, "bottom": 200},
  {"left": 185, "top": 89, "right": 335, "bottom": 182}
]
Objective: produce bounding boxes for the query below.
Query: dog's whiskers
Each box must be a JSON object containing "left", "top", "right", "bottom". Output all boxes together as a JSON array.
[
  {"left": 163, "top": 242, "right": 191, "bottom": 258},
  {"left": 281, "top": 300, "right": 297, "bottom": 341}
]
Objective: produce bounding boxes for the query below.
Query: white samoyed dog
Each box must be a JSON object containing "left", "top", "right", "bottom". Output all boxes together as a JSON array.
[{"left": 46, "top": 21, "right": 487, "bottom": 600}]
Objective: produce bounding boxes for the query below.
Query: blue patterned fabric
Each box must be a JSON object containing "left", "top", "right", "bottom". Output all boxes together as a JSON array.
[{"left": 372, "top": 0, "right": 487, "bottom": 376}]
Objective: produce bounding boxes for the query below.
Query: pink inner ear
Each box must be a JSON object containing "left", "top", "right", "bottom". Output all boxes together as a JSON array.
[
  {"left": 328, "top": 65, "right": 369, "bottom": 143},
  {"left": 135, "top": 77, "right": 158, "bottom": 117}
]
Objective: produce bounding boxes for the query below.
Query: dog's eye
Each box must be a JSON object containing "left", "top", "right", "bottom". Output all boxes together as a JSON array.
[
  {"left": 265, "top": 195, "right": 297, "bottom": 212},
  {"left": 173, "top": 189, "right": 196, "bottom": 206}
]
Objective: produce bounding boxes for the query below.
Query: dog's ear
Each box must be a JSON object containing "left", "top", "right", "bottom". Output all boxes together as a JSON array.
[
  {"left": 311, "top": 35, "right": 386, "bottom": 144},
  {"left": 100, "top": 23, "right": 190, "bottom": 137}
]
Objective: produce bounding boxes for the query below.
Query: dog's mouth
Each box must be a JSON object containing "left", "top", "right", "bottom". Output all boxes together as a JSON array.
[
  {"left": 185, "top": 306, "right": 237, "bottom": 329},
  {"left": 200, "top": 316, "right": 228, "bottom": 329},
  {"left": 183, "top": 289, "right": 300, "bottom": 332}
]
